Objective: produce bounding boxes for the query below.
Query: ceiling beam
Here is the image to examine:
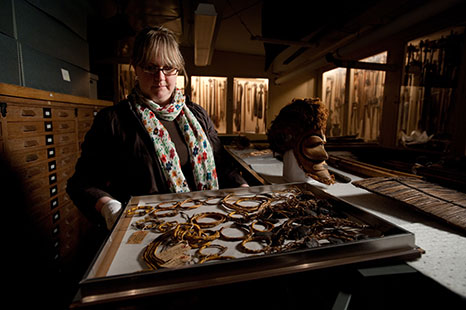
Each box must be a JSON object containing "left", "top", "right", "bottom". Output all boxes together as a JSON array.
[{"left": 274, "top": 0, "right": 464, "bottom": 84}]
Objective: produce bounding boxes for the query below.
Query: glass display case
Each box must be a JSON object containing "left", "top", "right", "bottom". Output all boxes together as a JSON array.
[
  {"left": 232, "top": 78, "right": 268, "bottom": 134},
  {"left": 398, "top": 26, "right": 465, "bottom": 150},
  {"left": 322, "top": 52, "right": 387, "bottom": 141},
  {"left": 322, "top": 67, "right": 347, "bottom": 137},
  {"left": 191, "top": 76, "right": 227, "bottom": 133}
]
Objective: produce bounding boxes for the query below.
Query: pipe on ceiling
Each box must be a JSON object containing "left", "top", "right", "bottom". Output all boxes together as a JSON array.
[{"left": 274, "top": 0, "right": 463, "bottom": 85}]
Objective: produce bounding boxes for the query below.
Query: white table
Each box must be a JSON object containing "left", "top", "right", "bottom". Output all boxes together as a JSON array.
[{"left": 228, "top": 147, "right": 466, "bottom": 298}]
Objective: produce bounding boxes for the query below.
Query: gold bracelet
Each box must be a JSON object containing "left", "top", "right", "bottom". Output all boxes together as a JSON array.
[
  {"left": 226, "top": 211, "right": 251, "bottom": 224},
  {"left": 178, "top": 198, "right": 203, "bottom": 210},
  {"left": 233, "top": 196, "right": 266, "bottom": 212},
  {"left": 151, "top": 208, "right": 179, "bottom": 218},
  {"left": 251, "top": 220, "right": 275, "bottom": 233},
  {"left": 196, "top": 244, "right": 227, "bottom": 257},
  {"left": 203, "top": 196, "right": 224, "bottom": 205},
  {"left": 191, "top": 212, "right": 226, "bottom": 228},
  {"left": 198, "top": 255, "right": 236, "bottom": 264},
  {"left": 173, "top": 223, "right": 212, "bottom": 248},
  {"left": 156, "top": 200, "right": 180, "bottom": 209},
  {"left": 201, "top": 229, "right": 220, "bottom": 241},
  {"left": 219, "top": 224, "right": 251, "bottom": 241},
  {"left": 237, "top": 235, "right": 271, "bottom": 254},
  {"left": 174, "top": 223, "right": 202, "bottom": 240},
  {"left": 126, "top": 205, "right": 156, "bottom": 216},
  {"left": 157, "top": 220, "right": 177, "bottom": 233}
]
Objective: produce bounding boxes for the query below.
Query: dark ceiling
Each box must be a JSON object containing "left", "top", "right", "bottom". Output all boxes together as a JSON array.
[{"left": 87, "top": 0, "right": 466, "bottom": 73}]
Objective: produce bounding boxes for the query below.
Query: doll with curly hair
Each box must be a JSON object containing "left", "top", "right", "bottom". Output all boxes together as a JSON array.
[{"left": 267, "top": 98, "right": 335, "bottom": 185}]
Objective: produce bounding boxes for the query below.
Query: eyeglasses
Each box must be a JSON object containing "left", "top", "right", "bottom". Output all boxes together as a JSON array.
[{"left": 141, "top": 65, "right": 179, "bottom": 76}]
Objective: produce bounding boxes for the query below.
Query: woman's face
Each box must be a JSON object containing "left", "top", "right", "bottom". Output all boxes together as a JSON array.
[{"left": 135, "top": 59, "right": 178, "bottom": 105}]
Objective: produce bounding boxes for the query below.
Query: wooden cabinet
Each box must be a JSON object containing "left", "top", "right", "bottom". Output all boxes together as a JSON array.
[{"left": 0, "top": 82, "right": 112, "bottom": 270}]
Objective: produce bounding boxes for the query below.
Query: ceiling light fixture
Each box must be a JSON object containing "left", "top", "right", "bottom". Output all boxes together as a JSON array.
[{"left": 194, "top": 3, "right": 217, "bottom": 66}]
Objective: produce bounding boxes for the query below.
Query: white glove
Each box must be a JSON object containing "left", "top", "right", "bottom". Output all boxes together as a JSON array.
[{"left": 100, "top": 199, "right": 122, "bottom": 230}]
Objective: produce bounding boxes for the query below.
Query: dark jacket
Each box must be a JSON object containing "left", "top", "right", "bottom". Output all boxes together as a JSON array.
[{"left": 67, "top": 97, "right": 245, "bottom": 223}]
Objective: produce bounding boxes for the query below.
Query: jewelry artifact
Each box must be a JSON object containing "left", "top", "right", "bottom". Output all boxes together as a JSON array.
[{"left": 134, "top": 186, "right": 377, "bottom": 270}]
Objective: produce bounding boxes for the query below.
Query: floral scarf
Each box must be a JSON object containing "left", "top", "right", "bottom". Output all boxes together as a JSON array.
[{"left": 131, "top": 86, "right": 219, "bottom": 192}]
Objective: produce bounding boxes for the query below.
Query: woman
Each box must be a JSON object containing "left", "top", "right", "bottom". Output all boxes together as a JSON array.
[{"left": 67, "top": 26, "right": 248, "bottom": 230}]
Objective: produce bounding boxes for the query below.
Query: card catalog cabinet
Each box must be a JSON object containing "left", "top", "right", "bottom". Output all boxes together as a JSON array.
[{"left": 0, "top": 83, "right": 112, "bottom": 269}]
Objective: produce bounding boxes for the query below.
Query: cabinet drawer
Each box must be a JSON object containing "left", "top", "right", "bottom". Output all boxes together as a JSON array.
[
  {"left": 62, "top": 203, "right": 79, "bottom": 224},
  {"left": 6, "top": 119, "right": 75, "bottom": 138},
  {"left": 29, "top": 188, "right": 50, "bottom": 211},
  {"left": 28, "top": 182, "right": 64, "bottom": 209},
  {"left": 78, "top": 119, "right": 92, "bottom": 132},
  {"left": 56, "top": 153, "right": 77, "bottom": 169},
  {"left": 55, "top": 132, "right": 76, "bottom": 146},
  {"left": 9, "top": 148, "right": 48, "bottom": 167},
  {"left": 24, "top": 175, "right": 49, "bottom": 194},
  {"left": 77, "top": 108, "right": 95, "bottom": 119},
  {"left": 57, "top": 166, "right": 74, "bottom": 183},
  {"left": 46, "top": 167, "right": 74, "bottom": 188},
  {"left": 5, "top": 105, "right": 45, "bottom": 121},
  {"left": 78, "top": 130, "right": 87, "bottom": 142},
  {"left": 3, "top": 105, "right": 75, "bottom": 121},
  {"left": 34, "top": 195, "right": 72, "bottom": 228},
  {"left": 36, "top": 207, "right": 65, "bottom": 236},
  {"left": 50, "top": 192, "right": 72, "bottom": 213},
  {"left": 55, "top": 144, "right": 77, "bottom": 158},
  {"left": 17, "top": 161, "right": 49, "bottom": 180},
  {"left": 7, "top": 121, "right": 46, "bottom": 137},
  {"left": 53, "top": 120, "right": 76, "bottom": 133},
  {"left": 53, "top": 108, "right": 75, "bottom": 120},
  {"left": 6, "top": 135, "right": 46, "bottom": 152}
]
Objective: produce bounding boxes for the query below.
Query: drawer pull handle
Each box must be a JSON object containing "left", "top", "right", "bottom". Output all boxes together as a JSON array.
[
  {"left": 22, "top": 110, "right": 36, "bottom": 117},
  {"left": 58, "top": 112, "right": 69, "bottom": 117},
  {"left": 26, "top": 167, "right": 41, "bottom": 177},
  {"left": 59, "top": 123, "right": 69, "bottom": 129},
  {"left": 0, "top": 102, "right": 6, "bottom": 117},
  {"left": 23, "top": 125, "right": 37, "bottom": 132},
  {"left": 24, "top": 140, "right": 39, "bottom": 147},
  {"left": 26, "top": 154, "right": 39, "bottom": 162}
]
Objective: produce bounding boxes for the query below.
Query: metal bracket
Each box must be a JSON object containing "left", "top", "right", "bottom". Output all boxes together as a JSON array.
[{"left": 0, "top": 102, "right": 7, "bottom": 117}]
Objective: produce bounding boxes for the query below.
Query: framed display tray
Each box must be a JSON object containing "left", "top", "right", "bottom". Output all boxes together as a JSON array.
[{"left": 72, "top": 183, "right": 420, "bottom": 307}]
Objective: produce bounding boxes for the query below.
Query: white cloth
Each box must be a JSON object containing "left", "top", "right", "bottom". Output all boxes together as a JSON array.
[
  {"left": 101, "top": 199, "right": 122, "bottom": 230},
  {"left": 282, "top": 149, "right": 312, "bottom": 183}
]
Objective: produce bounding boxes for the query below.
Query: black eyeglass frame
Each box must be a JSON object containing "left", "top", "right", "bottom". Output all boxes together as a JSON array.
[{"left": 141, "top": 65, "right": 179, "bottom": 76}]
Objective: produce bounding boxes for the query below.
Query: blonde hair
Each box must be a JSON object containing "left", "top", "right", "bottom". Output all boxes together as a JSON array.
[{"left": 131, "top": 26, "right": 187, "bottom": 81}]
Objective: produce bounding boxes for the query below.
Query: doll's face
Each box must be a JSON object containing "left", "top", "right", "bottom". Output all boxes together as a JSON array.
[
  {"left": 300, "top": 133, "right": 328, "bottom": 162},
  {"left": 293, "top": 130, "right": 335, "bottom": 185}
]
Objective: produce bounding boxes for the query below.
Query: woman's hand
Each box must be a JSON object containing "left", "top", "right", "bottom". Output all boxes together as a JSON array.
[{"left": 96, "top": 196, "right": 122, "bottom": 230}]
